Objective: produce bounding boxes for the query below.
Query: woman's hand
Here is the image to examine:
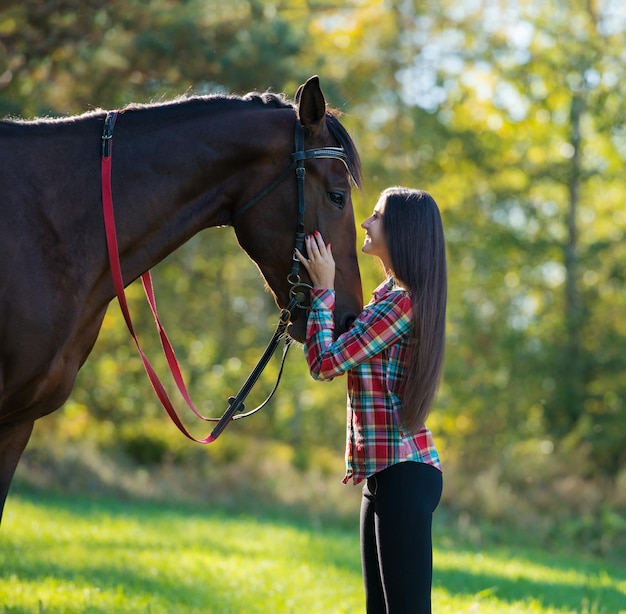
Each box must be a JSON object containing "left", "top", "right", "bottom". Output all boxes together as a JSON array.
[{"left": 295, "top": 231, "right": 335, "bottom": 290}]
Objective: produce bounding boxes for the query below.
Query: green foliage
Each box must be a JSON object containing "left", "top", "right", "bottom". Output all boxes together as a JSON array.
[
  {"left": 0, "top": 0, "right": 307, "bottom": 116},
  {"left": 119, "top": 428, "right": 171, "bottom": 466}
]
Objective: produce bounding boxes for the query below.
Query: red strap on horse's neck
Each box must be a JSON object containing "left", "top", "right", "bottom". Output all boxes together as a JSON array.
[{"left": 100, "top": 110, "right": 217, "bottom": 444}]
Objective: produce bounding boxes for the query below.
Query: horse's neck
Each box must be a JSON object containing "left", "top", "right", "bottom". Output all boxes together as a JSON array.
[{"left": 100, "top": 104, "right": 293, "bottom": 288}]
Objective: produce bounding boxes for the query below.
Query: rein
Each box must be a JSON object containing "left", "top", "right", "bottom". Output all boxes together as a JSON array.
[{"left": 100, "top": 110, "right": 350, "bottom": 442}]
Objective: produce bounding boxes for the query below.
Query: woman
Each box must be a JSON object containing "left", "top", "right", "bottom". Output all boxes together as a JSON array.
[{"left": 296, "top": 187, "right": 447, "bottom": 613}]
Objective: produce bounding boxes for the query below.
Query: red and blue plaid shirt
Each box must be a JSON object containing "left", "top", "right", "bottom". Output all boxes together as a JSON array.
[{"left": 305, "top": 279, "right": 441, "bottom": 484}]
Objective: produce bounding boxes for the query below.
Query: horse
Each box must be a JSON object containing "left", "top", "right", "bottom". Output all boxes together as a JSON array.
[{"left": 0, "top": 75, "right": 363, "bottom": 522}]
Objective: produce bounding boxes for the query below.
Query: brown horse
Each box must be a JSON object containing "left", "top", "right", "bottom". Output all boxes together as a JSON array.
[{"left": 0, "top": 76, "right": 363, "bottom": 521}]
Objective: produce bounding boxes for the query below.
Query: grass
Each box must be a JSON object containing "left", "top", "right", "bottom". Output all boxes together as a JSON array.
[{"left": 1, "top": 490, "right": 625, "bottom": 613}]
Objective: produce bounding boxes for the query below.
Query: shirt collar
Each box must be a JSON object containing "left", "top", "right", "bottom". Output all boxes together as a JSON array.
[{"left": 372, "top": 277, "right": 396, "bottom": 300}]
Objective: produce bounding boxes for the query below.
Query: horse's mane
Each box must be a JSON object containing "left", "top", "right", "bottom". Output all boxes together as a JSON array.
[
  {"left": 1, "top": 90, "right": 362, "bottom": 186},
  {"left": 1, "top": 91, "right": 292, "bottom": 125},
  {"left": 122, "top": 91, "right": 294, "bottom": 114},
  {"left": 125, "top": 91, "right": 362, "bottom": 187}
]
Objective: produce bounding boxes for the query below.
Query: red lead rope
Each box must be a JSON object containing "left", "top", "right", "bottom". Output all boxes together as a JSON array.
[{"left": 100, "top": 110, "right": 217, "bottom": 443}]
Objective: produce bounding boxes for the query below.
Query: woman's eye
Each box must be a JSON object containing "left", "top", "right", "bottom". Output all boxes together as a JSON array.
[{"left": 328, "top": 192, "right": 345, "bottom": 209}]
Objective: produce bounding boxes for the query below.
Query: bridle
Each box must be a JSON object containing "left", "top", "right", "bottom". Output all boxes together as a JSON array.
[
  {"left": 234, "top": 119, "right": 353, "bottom": 311},
  {"left": 100, "top": 110, "right": 353, "bottom": 442}
]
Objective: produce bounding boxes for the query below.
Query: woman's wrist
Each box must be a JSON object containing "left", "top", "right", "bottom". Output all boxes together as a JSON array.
[{"left": 313, "top": 280, "right": 334, "bottom": 290}]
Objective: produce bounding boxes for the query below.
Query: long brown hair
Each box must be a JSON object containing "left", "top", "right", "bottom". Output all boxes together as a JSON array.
[{"left": 381, "top": 187, "right": 447, "bottom": 433}]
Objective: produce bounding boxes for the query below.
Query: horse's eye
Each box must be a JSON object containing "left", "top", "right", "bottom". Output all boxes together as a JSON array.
[{"left": 328, "top": 192, "right": 345, "bottom": 209}]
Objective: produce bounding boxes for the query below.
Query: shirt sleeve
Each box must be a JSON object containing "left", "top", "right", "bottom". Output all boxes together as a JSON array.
[{"left": 304, "top": 287, "right": 412, "bottom": 381}]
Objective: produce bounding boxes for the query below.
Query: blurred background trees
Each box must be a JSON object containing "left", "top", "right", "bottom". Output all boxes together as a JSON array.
[{"left": 2, "top": 0, "right": 625, "bottom": 550}]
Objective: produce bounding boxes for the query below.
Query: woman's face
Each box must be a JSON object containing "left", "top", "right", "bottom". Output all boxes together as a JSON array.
[{"left": 361, "top": 197, "right": 391, "bottom": 267}]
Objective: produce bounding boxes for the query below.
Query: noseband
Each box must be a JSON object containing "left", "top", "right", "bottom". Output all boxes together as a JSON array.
[{"left": 101, "top": 111, "right": 353, "bottom": 442}]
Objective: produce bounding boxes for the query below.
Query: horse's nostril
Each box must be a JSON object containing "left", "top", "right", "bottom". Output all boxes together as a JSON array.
[{"left": 343, "top": 316, "right": 356, "bottom": 331}]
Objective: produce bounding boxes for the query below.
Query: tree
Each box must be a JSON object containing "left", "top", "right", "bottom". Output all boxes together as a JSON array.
[
  {"left": 390, "top": 1, "right": 626, "bottom": 474},
  {"left": 0, "top": 0, "right": 306, "bottom": 116}
]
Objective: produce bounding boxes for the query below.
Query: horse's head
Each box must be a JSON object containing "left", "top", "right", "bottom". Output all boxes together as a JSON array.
[{"left": 232, "top": 76, "right": 363, "bottom": 343}]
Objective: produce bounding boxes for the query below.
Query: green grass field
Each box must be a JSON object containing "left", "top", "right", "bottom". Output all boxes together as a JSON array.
[{"left": 1, "top": 491, "right": 624, "bottom": 613}]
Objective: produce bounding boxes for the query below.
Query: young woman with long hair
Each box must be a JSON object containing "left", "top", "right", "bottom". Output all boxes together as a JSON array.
[{"left": 296, "top": 187, "right": 447, "bottom": 613}]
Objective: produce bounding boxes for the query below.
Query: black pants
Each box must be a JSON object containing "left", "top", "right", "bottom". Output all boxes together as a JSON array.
[{"left": 360, "top": 461, "right": 443, "bottom": 614}]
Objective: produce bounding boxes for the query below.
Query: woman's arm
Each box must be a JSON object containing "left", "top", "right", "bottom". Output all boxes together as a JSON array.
[
  {"left": 297, "top": 231, "right": 412, "bottom": 380},
  {"left": 305, "top": 287, "right": 412, "bottom": 381}
]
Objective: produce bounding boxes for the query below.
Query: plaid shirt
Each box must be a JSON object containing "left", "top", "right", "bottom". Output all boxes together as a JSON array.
[{"left": 305, "top": 279, "right": 441, "bottom": 485}]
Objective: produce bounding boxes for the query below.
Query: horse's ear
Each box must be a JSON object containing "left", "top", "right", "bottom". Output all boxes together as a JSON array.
[
  {"left": 296, "top": 75, "right": 326, "bottom": 135},
  {"left": 294, "top": 83, "right": 304, "bottom": 104}
]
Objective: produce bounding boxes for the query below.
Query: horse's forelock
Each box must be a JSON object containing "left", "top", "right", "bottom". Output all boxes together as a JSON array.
[{"left": 326, "top": 112, "right": 362, "bottom": 189}]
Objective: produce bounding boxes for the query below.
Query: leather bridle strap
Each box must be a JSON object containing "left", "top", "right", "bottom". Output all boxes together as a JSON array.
[
  {"left": 101, "top": 110, "right": 217, "bottom": 443},
  {"left": 100, "top": 110, "right": 294, "bottom": 443},
  {"left": 232, "top": 121, "right": 353, "bottom": 222}
]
